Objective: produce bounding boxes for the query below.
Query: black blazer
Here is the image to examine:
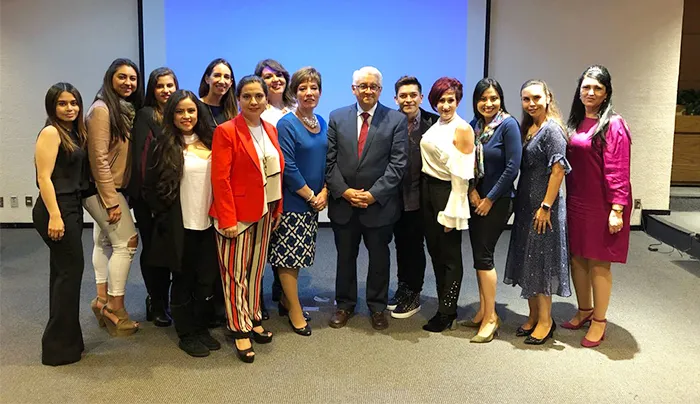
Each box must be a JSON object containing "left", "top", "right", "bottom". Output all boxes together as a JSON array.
[
  {"left": 128, "top": 107, "right": 163, "bottom": 200},
  {"left": 141, "top": 142, "right": 186, "bottom": 272},
  {"left": 418, "top": 108, "right": 440, "bottom": 135},
  {"left": 401, "top": 107, "right": 439, "bottom": 193},
  {"left": 326, "top": 102, "right": 408, "bottom": 228}
]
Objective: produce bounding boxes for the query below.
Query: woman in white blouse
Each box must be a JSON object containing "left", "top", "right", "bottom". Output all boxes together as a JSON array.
[
  {"left": 142, "top": 90, "right": 221, "bottom": 357},
  {"left": 419, "top": 77, "right": 475, "bottom": 332}
]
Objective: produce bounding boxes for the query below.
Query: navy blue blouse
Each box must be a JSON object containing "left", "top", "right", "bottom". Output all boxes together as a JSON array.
[{"left": 470, "top": 116, "right": 522, "bottom": 200}]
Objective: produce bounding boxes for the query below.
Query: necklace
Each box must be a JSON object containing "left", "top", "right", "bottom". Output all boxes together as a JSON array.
[
  {"left": 250, "top": 125, "right": 268, "bottom": 174},
  {"left": 206, "top": 104, "right": 219, "bottom": 126},
  {"left": 297, "top": 112, "right": 318, "bottom": 129}
]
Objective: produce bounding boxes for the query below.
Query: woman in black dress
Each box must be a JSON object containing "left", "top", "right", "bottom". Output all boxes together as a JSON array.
[
  {"left": 199, "top": 58, "right": 238, "bottom": 129},
  {"left": 33, "top": 82, "right": 89, "bottom": 365}
]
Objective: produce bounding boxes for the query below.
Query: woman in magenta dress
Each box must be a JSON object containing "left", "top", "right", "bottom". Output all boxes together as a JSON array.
[{"left": 564, "top": 65, "right": 632, "bottom": 348}]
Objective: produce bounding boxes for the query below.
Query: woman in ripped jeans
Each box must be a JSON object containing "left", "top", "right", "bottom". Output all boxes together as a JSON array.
[{"left": 84, "top": 58, "right": 143, "bottom": 336}]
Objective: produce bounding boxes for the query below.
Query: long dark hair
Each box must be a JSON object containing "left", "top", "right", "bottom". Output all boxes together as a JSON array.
[
  {"left": 519, "top": 79, "right": 564, "bottom": 142},
  {"left": 144, "top": 67, "right": 179, "bottom": 124},
  {"left": 198, "top": 58, "right": 238, "bottom": 120},
  {"left": 153, "top": 90, "right": 214, "bottom": 204},
  {"left": 472, "top": 77, "right": 508, "bottom": 122},
  {"left": 567, "top": 65, "right": 615, "bottom": 148},
  {"left": 94, "top": 58, "right": 143, "bottom": 142},
  {"left": 44, "top": 82, "right": 87, "bottom": 153},
  {"left": 254, "top": 59, "right": 294, "bottom": 108}
]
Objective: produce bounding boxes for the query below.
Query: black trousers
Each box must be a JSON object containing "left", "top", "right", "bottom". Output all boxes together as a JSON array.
[
  {"left": 393, "top": 209, "right": 427, "bottom": 294},
  {"left": 421, "top": 175, "right": 463, "bottom": 316},
  {"left": 32, "top": 194, "right": 84, "bottom": 366},
  {"left": 170, "top": 227, "right": 219, "bottom": 339},
  {"left": 332, "top": 213, "right": 394, "bottom": 314},
  {"left": 132, "top": 198, "right": 171, "bottom": 301}
]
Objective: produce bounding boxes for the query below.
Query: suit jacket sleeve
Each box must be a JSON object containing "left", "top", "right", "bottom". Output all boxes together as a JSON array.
[
  {"left": 367, "top": 114, "right": 408, "bottom": 205},
  {"left": 325, "top": 112, "right": 350, "bottom": 199},
  {"left": 211, "top": 125, "right": 237, "bottom": 229}
]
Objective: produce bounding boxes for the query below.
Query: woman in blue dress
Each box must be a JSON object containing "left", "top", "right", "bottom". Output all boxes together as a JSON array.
[
  {"left": 504, "top": 79, "right": 571, "bottom": 345},
  {"left": 267, "top": 67, "right": 328, "bottom": 336}
]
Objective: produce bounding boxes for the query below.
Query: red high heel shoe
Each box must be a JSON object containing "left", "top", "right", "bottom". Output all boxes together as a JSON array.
[
  {"left": 561, "top": 307, "right": 593, "bottom": 330},
  {"left": 581, "top": 318, "right": 607, "bottom": 348}
]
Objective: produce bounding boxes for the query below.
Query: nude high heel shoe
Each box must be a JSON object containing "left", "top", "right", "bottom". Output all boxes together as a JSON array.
[
  {"left": 90, "top": 297, "right": 107, "bottom": 328},
  {"left": 102, "top": 305, "right": 139, "bottom": 337}
]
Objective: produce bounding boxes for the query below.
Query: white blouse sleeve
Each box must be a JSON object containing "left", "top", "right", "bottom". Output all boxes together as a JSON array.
[{"left": 437, "top": 148, "right": 475, "bottom": 230}]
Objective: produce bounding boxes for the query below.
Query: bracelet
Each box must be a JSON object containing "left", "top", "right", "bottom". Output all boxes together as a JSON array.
[
  {"left": 612, "top": 206, "right": 624, "bottom": 213},
  {"left": 306, "top": 191, "right": 315, "bottom": 202}
]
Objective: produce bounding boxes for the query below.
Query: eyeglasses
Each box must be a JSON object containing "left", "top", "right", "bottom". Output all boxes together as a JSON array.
[{"left": 354, "top": 84, "right": 381, "bottom": 92}]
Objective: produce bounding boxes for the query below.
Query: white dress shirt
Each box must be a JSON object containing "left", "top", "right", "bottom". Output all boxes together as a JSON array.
[{"left": 356, "top": 102, "right": 378, "bottom": 139}]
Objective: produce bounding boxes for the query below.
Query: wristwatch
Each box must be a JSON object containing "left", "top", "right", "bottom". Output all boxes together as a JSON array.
[{"left": 541, "top": 203, "right": 551, "bottom": 212}]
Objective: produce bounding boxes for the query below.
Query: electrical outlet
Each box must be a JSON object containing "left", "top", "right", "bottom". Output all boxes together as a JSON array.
[
  {"left": 10, "top": 196, "right": 18, "bottom": 208},
  {"left": 0, "top": 197, "right": 3, "bottom": 208},
  {"left": 25, "top": 196, "right": 33, "bottom": 207},
  {"left": 634, "top": 199, "right": 642, "bottom": 209}
]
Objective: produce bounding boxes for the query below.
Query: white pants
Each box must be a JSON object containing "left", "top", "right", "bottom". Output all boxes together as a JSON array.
[{"left": 83, "top": 193, "right": 137, "bottom": 296}]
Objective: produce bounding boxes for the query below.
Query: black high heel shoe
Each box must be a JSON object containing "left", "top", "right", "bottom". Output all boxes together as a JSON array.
[
  {"left": 524, "top": 321, "right": 556, "bottom": 345},
  {"left": 234, "top": 338, "right": 255, "bottom": 363},
  {"left": 252, "top": 329, "right": 273, "bottom": 344},
  {"left": 422, "top": 313, "right": 458, "bottom": 333},
  {"left": 146, "top": 296, "right": 172, "bottom": 327},
  {"left": 288, "top": 318, "right": 312, "bottom": 336},
  {"left": 516, "top": 323, "right": 537, "bottom": 337},
  {"left": 278, "top": 302, "right": 311, "bottom": 321}
]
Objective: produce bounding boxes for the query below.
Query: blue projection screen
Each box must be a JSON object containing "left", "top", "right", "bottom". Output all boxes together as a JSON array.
[
  {"left": 142, "top": 0, "right": 486, "bottom": 222},
  {"left": 156, "top": 0, "right": 483, "bottom": 119}
]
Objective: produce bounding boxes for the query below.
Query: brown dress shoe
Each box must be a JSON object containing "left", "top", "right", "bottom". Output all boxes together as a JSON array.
[
  {"left": 329, "top": 309, "right": 353, "bottom": 328},
  {"left": 370, "top": 311, "right": 388, "bottom": 330}
]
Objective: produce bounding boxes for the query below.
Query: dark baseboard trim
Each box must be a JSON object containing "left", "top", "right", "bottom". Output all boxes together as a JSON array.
[{"left": 642, "top": 209, "right": 671, "bottom": 216}]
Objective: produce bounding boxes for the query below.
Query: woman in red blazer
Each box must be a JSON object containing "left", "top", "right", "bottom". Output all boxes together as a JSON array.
[{"left": 210, "top": 75, "right": 284, "bottom": 363}]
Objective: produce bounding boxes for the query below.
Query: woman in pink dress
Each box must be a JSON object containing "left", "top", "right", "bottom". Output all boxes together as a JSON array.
[{"left": 564, "top": 65, "right": 632, "bottom": 348}]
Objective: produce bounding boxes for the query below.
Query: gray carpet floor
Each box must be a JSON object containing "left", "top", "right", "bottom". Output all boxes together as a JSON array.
[{"left": 1, "top": 228, "right": 699, "bottom": 403}]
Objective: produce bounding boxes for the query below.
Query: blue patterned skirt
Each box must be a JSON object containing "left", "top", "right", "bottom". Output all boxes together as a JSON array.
[{"left": 268, "top": 211, "right": 319, "bottom": 269}]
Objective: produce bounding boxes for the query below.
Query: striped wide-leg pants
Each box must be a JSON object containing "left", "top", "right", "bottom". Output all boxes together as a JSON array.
[{"left": 215, "top": 212, "right": 273, "bottom": 336}]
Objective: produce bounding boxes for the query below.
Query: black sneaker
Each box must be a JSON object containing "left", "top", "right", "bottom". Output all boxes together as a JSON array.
[
  {"left": 387, "top": 283, "right": 409, "bottom": 311},
  {"left": 197, "top": 331, "right": 221, "bottom": 351},
  {"left": 391, "top": 291, "right": 421, "bottom": 319},
  {"left": 179, "top": 337, "right": 210, "bottom": 357}
]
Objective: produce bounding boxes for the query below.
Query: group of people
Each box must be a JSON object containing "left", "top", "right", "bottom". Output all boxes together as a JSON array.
[{"left": 32, "top": 57, "right": 631, "bottom": 366}]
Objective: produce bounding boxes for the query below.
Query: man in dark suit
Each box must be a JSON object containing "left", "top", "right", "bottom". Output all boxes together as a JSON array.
[
  {"left": 326, "top": 66, "right": 408, "bottom": 330},
  {"left": 389, "top": 76, "right": 439, "bottom": 319}
]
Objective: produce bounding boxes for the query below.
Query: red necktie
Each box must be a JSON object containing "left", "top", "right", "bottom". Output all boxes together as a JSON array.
[{"left": 358, "top": 112, "right": 370, "bottom": 157}]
